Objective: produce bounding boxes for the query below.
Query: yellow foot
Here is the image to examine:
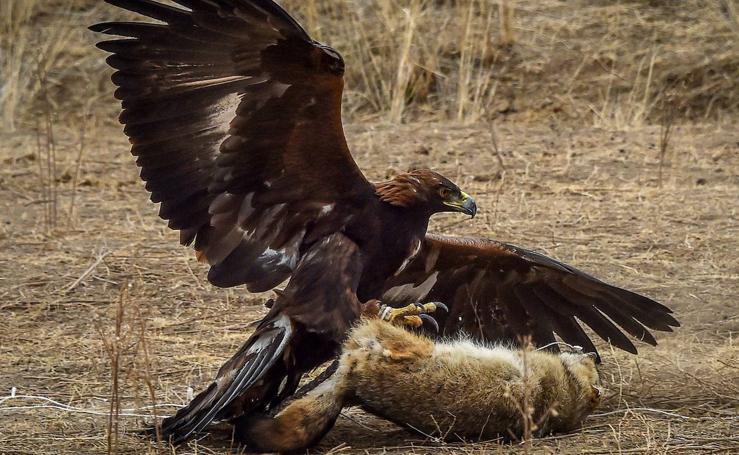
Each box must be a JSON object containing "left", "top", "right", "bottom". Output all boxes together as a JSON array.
[{"left": 379, "top": 302, "right": 448, "bottom": 331}]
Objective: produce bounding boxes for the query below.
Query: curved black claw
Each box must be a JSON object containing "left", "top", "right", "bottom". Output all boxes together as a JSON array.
[
  {"left": 432, "top": 301, "right": 449, "bottom": 313},
  {"left": 419, "top": 313, "right": 440, "bottom": 332}
]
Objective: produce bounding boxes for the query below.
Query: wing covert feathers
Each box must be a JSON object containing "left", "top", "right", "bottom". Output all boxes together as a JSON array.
[{"left": 384, "top": 234, "right": 679, "bottom": 359}]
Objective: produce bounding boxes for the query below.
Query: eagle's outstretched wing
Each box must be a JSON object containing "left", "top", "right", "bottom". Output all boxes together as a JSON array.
[
  {"left": 91, "top": 0, "right": 374, "bottom": 290},
  {"left": 383, "top": 234, "right": 679, "bottom": 359}
]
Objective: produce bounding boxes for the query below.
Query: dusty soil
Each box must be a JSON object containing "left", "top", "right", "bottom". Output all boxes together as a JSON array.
[{"left": 1, "top": 122, "right": 737, "bottom": 454}]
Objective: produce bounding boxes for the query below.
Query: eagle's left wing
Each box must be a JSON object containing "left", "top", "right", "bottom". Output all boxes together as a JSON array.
[{"left": 382, "top": 234, "right": 679, "bottom": 359}]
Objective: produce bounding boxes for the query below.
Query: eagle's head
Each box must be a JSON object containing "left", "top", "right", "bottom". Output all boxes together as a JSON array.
[{"left": 375, "top": 169, "right": 477, "bottom": 217}]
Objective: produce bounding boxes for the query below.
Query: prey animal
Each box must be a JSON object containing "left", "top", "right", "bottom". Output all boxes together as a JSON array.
[
  {"left": 240, "top": 317, "right": 604, "bottom": 452},
  {"left": 91, "top": 0, "right": 678, "bottom": 443}
]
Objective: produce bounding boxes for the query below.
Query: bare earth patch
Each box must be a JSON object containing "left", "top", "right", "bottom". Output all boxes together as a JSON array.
[{"left": 1, "top": 122, "right": 737, "bottom": 454}]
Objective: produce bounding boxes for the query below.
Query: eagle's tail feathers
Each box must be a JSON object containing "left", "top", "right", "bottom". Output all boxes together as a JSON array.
[{"left": 158, "top": 313, "right": 294, "bottom": 444}]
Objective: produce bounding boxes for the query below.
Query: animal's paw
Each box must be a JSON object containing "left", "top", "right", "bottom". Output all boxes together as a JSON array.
[{"left": 379, "top": 302, "right": 448, "bottom": 331}]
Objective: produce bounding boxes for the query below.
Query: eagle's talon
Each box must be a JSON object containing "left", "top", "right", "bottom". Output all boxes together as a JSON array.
[
  {"left": 419, "top": 313, "right": 439, "bottom": 332},
  {"left": 379, "top": 302, "right": 447, "bottom": 331},
  {"left": 433, "top": 302, "right": 449, "bottom": 313}
]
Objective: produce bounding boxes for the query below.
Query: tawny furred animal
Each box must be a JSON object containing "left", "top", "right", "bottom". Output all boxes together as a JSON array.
[
  {"left": 91, "top": 0, "right": 679, "bottom": 443},
  {"left": 239, "top": 317, "right": 604, "bottom": 452}
]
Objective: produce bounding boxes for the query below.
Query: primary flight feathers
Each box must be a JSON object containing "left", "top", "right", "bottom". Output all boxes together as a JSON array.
[
  {"left": 383, "top": 235, "right": 678, "bottom": 357},
  {"left": 92, "top": 0, "right": 678, "bottom": 443},
  {"left": 91, "top": 0, "right": 372, "bottom": 292}
]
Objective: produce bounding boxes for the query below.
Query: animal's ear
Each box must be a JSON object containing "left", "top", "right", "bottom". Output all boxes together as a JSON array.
[
  {"left": 572, "top": 352, "right": 598, "bottom": 369},
  {"left": 584, "top": 352, "right": 598, "bottom": 362}
]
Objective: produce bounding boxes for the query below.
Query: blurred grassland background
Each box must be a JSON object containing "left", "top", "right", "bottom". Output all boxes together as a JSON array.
[{"left": 1, "top": 0, "right": 738, "bottom": 134}]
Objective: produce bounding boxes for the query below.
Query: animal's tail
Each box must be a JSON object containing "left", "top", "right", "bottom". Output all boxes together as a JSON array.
[
  {"left": 235, "top": 360, "right": 344, "bottom": 452},
  {"left": 156, "top": 313, "right": 295, "bottom": 444}
]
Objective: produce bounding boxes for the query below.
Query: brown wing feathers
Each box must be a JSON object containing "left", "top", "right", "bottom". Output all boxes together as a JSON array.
[
  {"left": 91, "top": 1, "right": 245, "bottom": 244},
  {"left": 92, "top": 0, "right": 372, "bottom": 290},
  {"left": 385, "top": 235, "right": 679, "bottom": 359}
]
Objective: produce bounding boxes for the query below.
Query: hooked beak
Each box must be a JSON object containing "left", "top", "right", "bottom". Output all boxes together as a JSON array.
[{"left": 444, "top": 191, "right": 477, "bottom": 218}]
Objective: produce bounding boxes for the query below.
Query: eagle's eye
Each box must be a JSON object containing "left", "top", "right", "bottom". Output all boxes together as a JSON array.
[{"left": 439, "top": 187, "right": 452, "bottom": 199}]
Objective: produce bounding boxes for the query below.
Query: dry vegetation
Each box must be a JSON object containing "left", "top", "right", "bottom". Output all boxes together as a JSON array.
[
  {"left": 0, "top": 0, "right": 737, "bottom": 454},
  {"left": 2, "top": 0, "right": 738, "bottom": 130}
]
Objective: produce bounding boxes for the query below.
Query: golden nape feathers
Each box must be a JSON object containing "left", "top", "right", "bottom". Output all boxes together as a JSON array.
[{"left": 237, "top": 319, "right": 603, "bottom": 452}]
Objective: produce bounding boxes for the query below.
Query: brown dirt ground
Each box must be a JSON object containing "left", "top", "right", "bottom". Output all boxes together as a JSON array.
[{"left": 1, "top": 122, "right": 737, "bottom": 454}]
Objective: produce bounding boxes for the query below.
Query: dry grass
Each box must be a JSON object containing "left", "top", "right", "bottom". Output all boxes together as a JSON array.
[
  {"left": 1, "top": 122, "right": 737, "bottom": 454},
  {"left": 1, "top": 0, "right": 737, "bottom": 131},
  {"left": 1, "top": 0, "right": 738, "bottom": 454}
]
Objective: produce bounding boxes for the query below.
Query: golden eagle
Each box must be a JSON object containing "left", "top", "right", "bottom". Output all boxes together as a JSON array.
[{"left": 91, "top": 0, "right": 679, "bottom": 443}]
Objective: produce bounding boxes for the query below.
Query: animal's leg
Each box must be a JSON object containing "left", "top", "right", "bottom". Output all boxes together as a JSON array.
[
  {"left": 235, "top": 361, "right": 348, "bottom": 452},
  {"left": 379, "top": 301, "right": 448, "bottom": 331}
]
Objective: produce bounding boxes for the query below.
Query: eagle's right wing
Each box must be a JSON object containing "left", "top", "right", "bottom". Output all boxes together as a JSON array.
[{"left": 92, "top": 0, "right": 374, "bottom": 290}]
